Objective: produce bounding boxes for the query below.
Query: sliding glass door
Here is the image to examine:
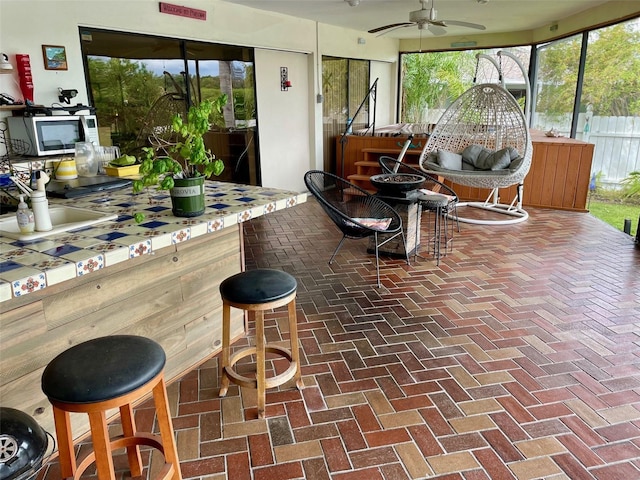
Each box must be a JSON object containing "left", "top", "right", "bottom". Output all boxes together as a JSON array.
[
  {"left": 321, "top": 57, "right": 370, "bottom": 175},
  {"left": 80, "top": 28, "right": 259, "bottom": 185}
]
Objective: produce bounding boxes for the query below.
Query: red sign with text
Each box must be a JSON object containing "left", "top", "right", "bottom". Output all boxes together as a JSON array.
[{"left": 159, "top": 2, "right": 206, "bottom": 20}]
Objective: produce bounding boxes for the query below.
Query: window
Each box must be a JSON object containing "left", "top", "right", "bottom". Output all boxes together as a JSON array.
[
  {"left": 321, "top": 57, "right": 370, "bottom": 174},
  {"left": 531, "top": 34, "right": 582, "bottom": 135},
  {"left": 578, "top": 18, "right": 640, "bottom": 187},
  {"left": 399, "top": 47, "right": 531, "bottom": 125},
  {"left": 79, "top": 28, "right": 259, "bottom": 185}
]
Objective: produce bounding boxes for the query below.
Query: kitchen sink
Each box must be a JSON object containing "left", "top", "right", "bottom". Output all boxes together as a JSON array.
[{"left": 0, "top": 206, "right": 118, "bottom": 241}]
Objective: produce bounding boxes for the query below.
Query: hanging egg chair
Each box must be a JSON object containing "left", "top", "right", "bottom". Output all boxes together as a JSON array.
[{"left": 419, "top": 57, "right": 533, "bottom": 225}]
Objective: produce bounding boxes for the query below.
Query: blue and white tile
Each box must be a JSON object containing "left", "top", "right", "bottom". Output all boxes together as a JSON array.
[
  {"left": 208, "top": 217, "right": 225, "bottom": 232},
  {"left": 76, "top": 254, "right": 105, "bottom": 276},
  {"left": 12, "top": 272, "right": 46, "bottom": 297},
  {"left": 171, "top": 228, "right": 191, "bottom": 244},
  {"left": 263, "top": 202, "right": 277, "bottom": 216},
  {"left": 237, "top": 210, "right": 252, "bottom": 223},
  {"left": 129, "top": 239, "right": 152, "bottom": 258}
]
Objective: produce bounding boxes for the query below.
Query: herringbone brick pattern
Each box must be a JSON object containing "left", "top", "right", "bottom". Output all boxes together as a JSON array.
[{"left": 39, "top": 199, "right": 640, "bottom": 479}]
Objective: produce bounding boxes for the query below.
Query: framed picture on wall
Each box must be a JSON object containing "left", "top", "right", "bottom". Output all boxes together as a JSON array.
[{"left": 42, "top": 45, "right": 68, "bottom": 71}]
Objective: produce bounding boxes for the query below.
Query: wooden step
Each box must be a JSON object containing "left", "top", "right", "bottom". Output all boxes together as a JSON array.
[
  {"left": 355, "top": 164, "right": 383, "bottom": 177},
  {"left": 354, "top": 160, "right": 380, "bottom": 168},
  {"left": 354, "top": 160, "right": 422, "bottom": 175},
  {"left": 347, "top": 174, "right": 376, "bottom": 193},
  {"left": 348, "top": 174, "right": 375, "bottom": 182},
  {"left": 361, "top": 147, "right": 423, "bottom": 155},
  {"left": 343, "top": 186, "right": 374, "bottom": 198}
]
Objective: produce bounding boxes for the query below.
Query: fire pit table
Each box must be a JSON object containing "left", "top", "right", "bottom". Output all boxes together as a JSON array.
[
  {"left": 368, "top": 173, "right": 425, "bottom": 257},
  {"left": 369, "top": 173, "right": 425, "bottom": 198}
]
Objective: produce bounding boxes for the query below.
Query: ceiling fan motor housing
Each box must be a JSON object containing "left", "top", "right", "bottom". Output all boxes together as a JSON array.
[{"left": 409, "top": 8, "right": 432, "bottom": 24}]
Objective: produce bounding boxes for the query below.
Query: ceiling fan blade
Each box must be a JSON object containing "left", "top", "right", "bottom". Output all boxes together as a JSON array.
[
  {"left": 368, "top": 22, "right": 413, "bottom": 34},
  {"left": 427, "top": 24, "right": 447, "bottom": 36},
  {"left": 375, "top": 23, "right": 417, "bottom": 37},
  {"left": 440, "top": 20, "right": 486, "bottom": 30}
]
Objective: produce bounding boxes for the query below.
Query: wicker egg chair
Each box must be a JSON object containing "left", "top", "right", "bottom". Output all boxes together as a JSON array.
[{"left": 419, "top": 83, "right": 533, "bottom": 225}]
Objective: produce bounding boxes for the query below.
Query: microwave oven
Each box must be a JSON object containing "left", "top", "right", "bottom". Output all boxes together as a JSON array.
[{"left": 7, "top": 115, "right": 100, "bottom": 156}]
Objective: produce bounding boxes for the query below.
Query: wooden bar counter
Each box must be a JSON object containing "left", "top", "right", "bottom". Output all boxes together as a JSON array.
[
  {"left": 337, "top": 131, "right": 594, "bottom": 212},
  {"left": 0, "top": 181, "right": 305, "bottom": 442}
]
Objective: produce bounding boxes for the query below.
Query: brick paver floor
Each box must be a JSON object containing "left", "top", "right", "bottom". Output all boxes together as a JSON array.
[{"left": 39, "top": 198, "right": 640, "bottom": 479}]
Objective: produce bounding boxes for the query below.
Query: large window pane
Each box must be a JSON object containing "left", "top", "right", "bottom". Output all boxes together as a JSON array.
[
  {"left": 399, "top": 47, "right": 529, "bottom": 125},
  {"left": 400, "top": 51, "right": 475, "bottom": 124},
  {"left": 81, "top": 29, "right": 259, "bottom": 185},
  {"left": 532, "top": 35, "right": 581, "bottom": 134},
  {"left": 578, "top": 18, "right": 640, "bottom": 187},
  {"left": 321, "top": 57, "right": 370, "bottom": 175}
]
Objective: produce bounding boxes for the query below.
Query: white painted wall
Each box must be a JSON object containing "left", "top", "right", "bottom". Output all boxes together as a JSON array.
[
  {"left": 0, "top": 0, "right": 399, "bottom": 188},
  {"left": 255, "top": 49, "right": 310, "bottom": 192},
  {"left": 370, "top": 61, "right": 397, "bottom": 128}
]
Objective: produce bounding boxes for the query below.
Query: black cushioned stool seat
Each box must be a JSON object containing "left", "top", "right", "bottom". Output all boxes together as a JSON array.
[
  {"left": 219, "top": 268, "right": 297, "bottom": 305},
  {"left": 41, "top": 335, "right": 181, "bottom": 480},
  {"left": 218, "top": 269, "right": 303, "bottom": 419}
]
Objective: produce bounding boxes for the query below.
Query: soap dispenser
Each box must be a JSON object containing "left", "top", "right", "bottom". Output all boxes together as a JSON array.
[
  {"left": 31, "top": 171, "right": 53, "bottom": 232},
  {"left": 16, "top": 194, "right": 35, "bottom": 234}
]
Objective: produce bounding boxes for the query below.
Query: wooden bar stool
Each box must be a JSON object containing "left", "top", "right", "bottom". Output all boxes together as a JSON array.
[
  {"left": 41, "top": 335, "right": 181, "bottom": 480},
  {"left": 218, "top": 268, "right": 303, "bottom": 419}
]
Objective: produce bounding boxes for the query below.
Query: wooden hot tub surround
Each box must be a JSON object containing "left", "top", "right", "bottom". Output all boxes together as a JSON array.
[{"left": 337, "top": 131, "right": 594, "bottom": 212}]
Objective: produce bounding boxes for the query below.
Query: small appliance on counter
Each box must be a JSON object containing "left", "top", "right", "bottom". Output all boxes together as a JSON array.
[{"left": 7, "top": 114, "right": 99, "bottom": 157}]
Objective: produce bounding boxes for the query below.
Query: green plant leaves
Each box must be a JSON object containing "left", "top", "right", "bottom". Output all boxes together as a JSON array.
[{"left": 133, "top": 97, "right": 226, "bottom": 221}]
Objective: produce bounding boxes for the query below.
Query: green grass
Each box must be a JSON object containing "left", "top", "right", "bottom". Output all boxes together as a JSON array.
[{"left": 588, "top": 200, "right": 640, "bottom": 237}]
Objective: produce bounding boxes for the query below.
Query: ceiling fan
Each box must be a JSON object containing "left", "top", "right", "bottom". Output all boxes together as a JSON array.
[{"left": 368, "top": 0, "right": 486, "bottom": 36}]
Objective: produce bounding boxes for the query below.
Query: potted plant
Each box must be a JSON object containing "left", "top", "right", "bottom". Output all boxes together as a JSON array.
[{"left": 132, "top": 96, "right": 226, "bottom": 222}]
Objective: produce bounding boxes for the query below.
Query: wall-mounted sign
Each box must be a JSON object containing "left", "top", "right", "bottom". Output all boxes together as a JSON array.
[{"left": 159, "top": 2, "right": 206, "bottom": 20}]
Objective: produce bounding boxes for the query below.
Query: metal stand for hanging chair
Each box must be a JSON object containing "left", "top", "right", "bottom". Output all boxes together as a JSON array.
[{"left": 419, "top": 51, "right": 533, "bottom": 225}]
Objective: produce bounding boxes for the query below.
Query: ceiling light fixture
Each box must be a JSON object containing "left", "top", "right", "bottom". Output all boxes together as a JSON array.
[
  {"left": 345, "top": 0, "right": 360, "bottom": 7},
  {"left": 477, "top": 0, "right": 489, "bottom": 4}
]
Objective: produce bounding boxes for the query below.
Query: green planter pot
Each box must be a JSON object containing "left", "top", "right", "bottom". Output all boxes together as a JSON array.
[{"left": 170, "top": 176, "right": 206, "bottom": 217}]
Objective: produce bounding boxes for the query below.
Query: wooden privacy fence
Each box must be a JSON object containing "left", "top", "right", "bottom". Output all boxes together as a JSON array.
[{"left": 581, "top": 115, "right": 640, "bottom": 187}]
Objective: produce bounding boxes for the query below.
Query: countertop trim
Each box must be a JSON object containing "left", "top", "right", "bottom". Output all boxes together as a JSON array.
[{"left": 0, "top": 180, "right": 306, "bottom": 303}]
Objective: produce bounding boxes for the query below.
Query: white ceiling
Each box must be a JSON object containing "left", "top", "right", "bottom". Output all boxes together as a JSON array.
[{"left": 222, "top": 0, "right": 613, "bottom": 39}]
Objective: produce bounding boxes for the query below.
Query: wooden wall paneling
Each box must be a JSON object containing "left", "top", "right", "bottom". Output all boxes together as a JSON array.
[
  {"left": 0, "top": 276, "right": 183, "bottom": 391},
  {"left": 527, "top": 143, "right": 546, "bottom": 206},
  {"left": 554, "top": 145, "right": 570, "bottom": 208},
  {"left": 0, "top": 367, "right": 61, "bottom": 442},
  {"left": 0, "top": 301, "right": 46, "bottom": 350},
  {"left": 41, "top": 253, "right": 178, "bottom": 330},
  {"left": 334, "top": 133, "right": 595, "bottom": 212},
  {"left": 540, "top": 144, "right": 559, "bottom": 207},
  {"left": 502, "top": 185, "right": 517, "bottom": 205},
  {"left": 559, "top": 145, "right": 577, "bottom": 208},
  {"left": 0, "top": 224, "right": 243, "bottom": 444}
]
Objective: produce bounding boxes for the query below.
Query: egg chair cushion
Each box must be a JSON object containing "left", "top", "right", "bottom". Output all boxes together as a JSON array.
[
  {"left": 437, "top": 149, "right": 463, "bottom": 170},
  {"left": 462, "top": 145, "right": 520, "bottom": 171}
]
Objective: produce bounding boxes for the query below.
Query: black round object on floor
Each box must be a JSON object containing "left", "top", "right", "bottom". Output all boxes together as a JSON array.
[{"left": 0, "top": 408, "right": 49, "bottom": 480}]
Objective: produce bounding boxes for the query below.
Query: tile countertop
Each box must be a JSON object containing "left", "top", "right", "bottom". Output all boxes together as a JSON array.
[{"left": 0, "top": 181, "right": 306, "bottom": 303}]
